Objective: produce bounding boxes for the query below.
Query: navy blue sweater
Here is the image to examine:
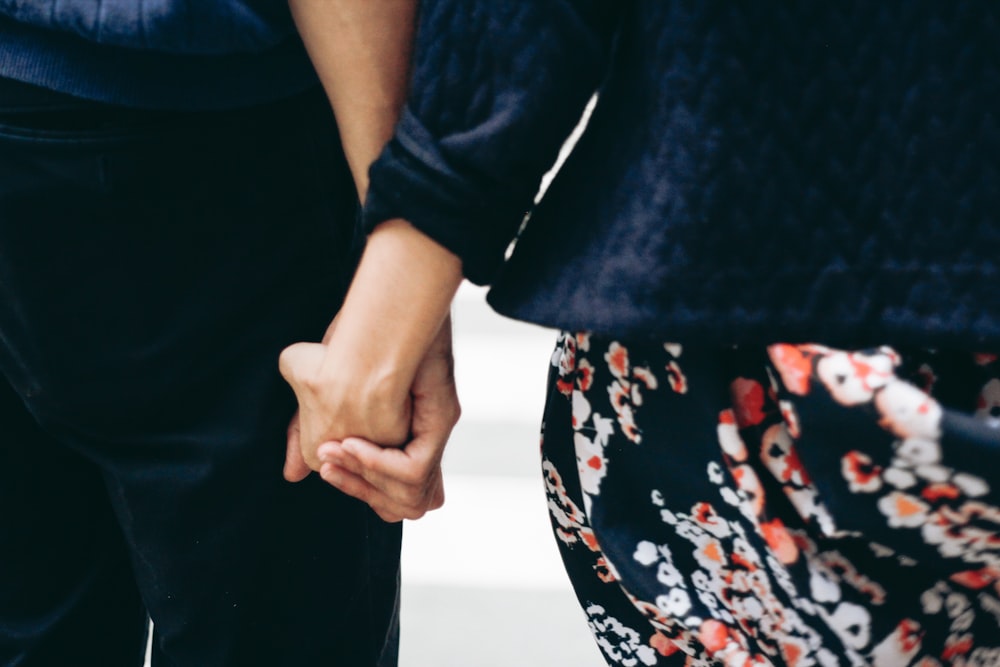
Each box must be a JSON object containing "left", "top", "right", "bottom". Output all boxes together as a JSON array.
[
  {"left": 0, "top": 0, "right": 315, "bottom": 109},
  {"left": 365, "top": 1, "right": 1000, "bottom": 349}
]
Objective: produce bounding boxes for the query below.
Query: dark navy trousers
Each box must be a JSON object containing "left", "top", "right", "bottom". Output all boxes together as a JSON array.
[{"left": 0, "top": 81, "right": 401, "bottom": 666}]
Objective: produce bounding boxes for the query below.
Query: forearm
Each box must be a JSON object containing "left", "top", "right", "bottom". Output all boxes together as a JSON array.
[
  {"left": 288, "top": 0, "right": 417, "bottom": 199},
  {"left": 319, "top": 219, "right": 463, "bottom": 403}
]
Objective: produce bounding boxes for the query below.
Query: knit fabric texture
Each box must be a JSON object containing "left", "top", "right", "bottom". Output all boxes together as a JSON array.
[
  {"left": 364, "top": 1, "right": 1000, "bottom": 348},
  {"left": 0, "top": 0, "right": 315, "bottom": 109}
]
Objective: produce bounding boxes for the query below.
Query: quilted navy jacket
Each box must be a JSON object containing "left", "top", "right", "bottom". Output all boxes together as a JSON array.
[{"left": 364, "top": 1, "right": 1000, "bottom": 349}]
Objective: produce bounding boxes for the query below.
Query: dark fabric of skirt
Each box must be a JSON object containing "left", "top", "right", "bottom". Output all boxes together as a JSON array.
[{"left": 541, "top": 334, "right": 1000, "bottom": 666}]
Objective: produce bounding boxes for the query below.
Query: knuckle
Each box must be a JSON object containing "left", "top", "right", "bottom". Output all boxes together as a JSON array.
[
  {"left": 379, "top": 509, "right": 404, "bottom": 524},
  {"left": 402, "top": 506, "right": 426, "bottom": 521},
  {"left": 400, "top": 489, "right": 423, "bottom": 508},
  {"left": 299, "top": 371, "right": 323, "bottom": 393},
  {"left": 398, "top": 469, "right": 425, "bottom": 486}
]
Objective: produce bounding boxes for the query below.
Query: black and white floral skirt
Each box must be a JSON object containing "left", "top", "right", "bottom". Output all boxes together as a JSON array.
[{"left": 541, "top": 333, "right": 1000, "bottom": 666}]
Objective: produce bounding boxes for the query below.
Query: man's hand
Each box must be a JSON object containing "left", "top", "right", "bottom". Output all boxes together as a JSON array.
[
  {"left": 283, "top": 315, "right": 340, "bottom": 482},
  {"left": 279, "top": 329, "right": 414, "bottom": 473},
  {"left": 316, "top": 321, "right": 459, "bottom": 522}
]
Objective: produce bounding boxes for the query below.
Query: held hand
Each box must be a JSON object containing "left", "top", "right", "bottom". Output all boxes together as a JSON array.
[
  {"left": 279, "top": 220, "right": 463, "bottom": 483},
  {"left": 317, "top": 318, "right": 460, "bottom": 522},
  {"left": 280, "top": 314, "right": 407, "bottom": 481},
  {"left": 279, "top": 332, "right": 413, "bottom": 474},
  {"left": 283, "top": 315, "right": 339, "bottom": 482},
  {"left": 284, "top": 411, "right": 310, "bottom": 482}
]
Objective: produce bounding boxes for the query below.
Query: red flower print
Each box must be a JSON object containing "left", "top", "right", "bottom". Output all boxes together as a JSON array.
[
  {"left": 950, "top": 567, "right": 1000, "bottom": 590},
  {"left": 665, "top": 360, "right": 688, "bottom": 394},
  {"left": 731, "top": 377, "right": 767, "bottom": 428},
  {"left": 779, "top": 443, "right": 810, "bottom": 486},
  {"left": 578, "top": 359, "right": 595, "bottom": 392},
  {"left": 921, "top": 484, "right": 961, "bottom": 502},
  {"left": 974, "top": 353, "right": 998, "bottom": 366},
  {"left": 650, "top": 632, "right": 680, "bottom": 656},
  {"left": 699, "top": 620, "right": 730, "bottom": 653},
  {"left": 841, "top": 451, "right": 883, "bottom": 493},
  {"left": 941, "top": 633, "right": 973, "bottom": 661},
  {"left": 780, "top": 640, "right": 805, "bottom": 667},
  {"left": 760, "top": 518, "right": 799, "bottom": 565},
  {"left": 767, "top": 344, "right": 815, "bottom": 395},
  {"left": 606, "top": 342, "right": 630, "bottom": 379},
  {"left": 594, "top": 556, "right": 617, "bottom": 583}
]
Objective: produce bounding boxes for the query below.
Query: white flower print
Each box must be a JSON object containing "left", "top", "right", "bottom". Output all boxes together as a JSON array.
[
  {"left": 585, "top": 604, "right": 659, "bottom": 667},
  {"left": 815, "top": 350, "right": 896, "bottom": 405},
  {"left": 593, "top": 412, "right": 615, "bottom": 446},
  {"left": 944, "top": 592, "right": 971, "bottom": 620},
  {"left": 632, "top": 540, "right": 685, "bottom": 589},
  {"left": 634, "top": 541, "right": 659, "bottom": 567},
  {"left": 779, "top": 399, "right": 802, "bottom": 439},
  {"left": 894, "top": 437, "right": 942, "bottom": 467},
  {"left": 878, "top": 491, "right": 931, "bottom": 528},
  {"left": 656, "top": 560, "right": 684, "bottom": 589},
  {"left": 656, "top": 588, "right": 692, "bottom": 618},
  {"left": 720, "top": 487, "right": 742, "bottom": 507},
  {"left": 542, "top": 456, "right": 608, "bottom": 582},
  {"left": 952, "top": 473, "right": 990, "bottom": 498},
  {"left": 604, "top": 341, "right": 659, "bottom": 443},
  {"left": 868, "top": 619, "right": 922, "bottom": 666},
  {"left": 969, "top": 646, "right": 1000, "bottom": 666},
  {"left": 572, "top": 389, "right": 592, "bottom": 429},
  {"left": 717, "top": 410, "right": 749, "bottom": 462},
  {"left": 841, "top": 451, "right": 883, "bottom": 493},
  {"left": 825, "top": 601, "right": 872, "bottom": 651},
  {"left": 883, "top": 466, "right": 918, "bottom": 490},
  {"left": 785, "top": 487, "right": 837, "bottom": 536},
  {"left": 874, "top": 380, "right": 943, "bottom": 440},
  {"left": 808, "top": 565, "right": 842, "bottom": 604},
  {"left": 707, "top": 461, "right": 726, "bottom": 485},
  {"left": 691, "top": 502, "right": 733, "bottom": 539},
  {"left": 575, "top": 431, "right": 607, "bottom": 503}
]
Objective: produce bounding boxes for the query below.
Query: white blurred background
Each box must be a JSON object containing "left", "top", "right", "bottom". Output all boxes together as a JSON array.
[{"left": 398, "top": 283, "right": 606, "bottom": 666}]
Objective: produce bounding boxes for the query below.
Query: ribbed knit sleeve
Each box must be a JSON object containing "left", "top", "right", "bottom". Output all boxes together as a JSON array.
[
  {"left": 0, "top": 0, "right": 294, "bottom": 54},
  {"left": 362, "top": 1, "right": 617, "bottom": 285}
]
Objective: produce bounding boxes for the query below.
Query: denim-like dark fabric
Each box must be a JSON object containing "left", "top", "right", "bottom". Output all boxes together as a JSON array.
[{"left": 0, "top": 90, "right": 401, "bottom": 666}]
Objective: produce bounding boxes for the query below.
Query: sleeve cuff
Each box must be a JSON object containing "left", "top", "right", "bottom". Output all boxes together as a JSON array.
[{"left": 362, "top": 110, "right": 529, "bottom": 286}]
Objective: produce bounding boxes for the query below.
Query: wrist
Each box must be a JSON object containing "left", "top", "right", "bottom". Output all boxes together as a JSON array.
[{"left": 320, "top": 219, "right": 462, "bottom": 400}]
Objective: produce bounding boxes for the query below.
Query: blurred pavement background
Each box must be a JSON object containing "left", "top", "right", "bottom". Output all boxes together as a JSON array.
[{"left": 398, "top": 283, "right": 606, "bottom": 666}]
